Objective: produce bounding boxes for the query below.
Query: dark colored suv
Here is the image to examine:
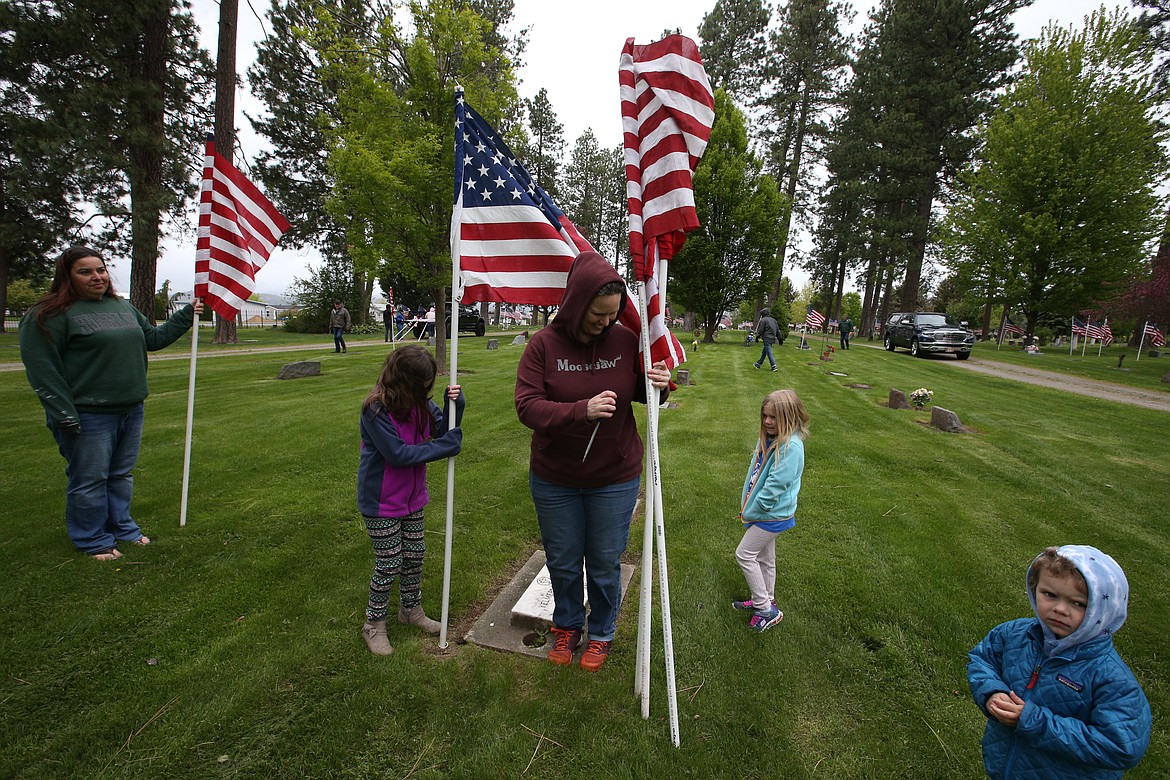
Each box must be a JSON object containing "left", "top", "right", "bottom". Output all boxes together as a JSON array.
[
  {"left": 445, "top": 304, "right": 486, "bottom": 337},
  {"left": 883, "top": 312, "right": 975, "bottom": 359}
]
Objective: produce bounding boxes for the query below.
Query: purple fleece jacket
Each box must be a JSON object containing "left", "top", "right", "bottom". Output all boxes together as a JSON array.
[
  {"left": 514, "top": 251, "right": 665, "bottom": 488},
  {"left": 357, "top": 394, "right": 464, "bottom": 518}
]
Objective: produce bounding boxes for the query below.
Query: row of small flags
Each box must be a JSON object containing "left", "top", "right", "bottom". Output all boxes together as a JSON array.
[{"left": 1071, "top": 317, "right": 1114, "bottom": 347}]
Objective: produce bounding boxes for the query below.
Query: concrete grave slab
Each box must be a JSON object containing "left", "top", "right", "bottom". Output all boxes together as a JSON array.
[{"left": 464, "top": 549, "right": 636, "bottom": 660}]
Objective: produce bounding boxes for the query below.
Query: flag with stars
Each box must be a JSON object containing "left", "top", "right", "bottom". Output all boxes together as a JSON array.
[{"left": 451, "top": 89, "right": 590, "bottom": 305}]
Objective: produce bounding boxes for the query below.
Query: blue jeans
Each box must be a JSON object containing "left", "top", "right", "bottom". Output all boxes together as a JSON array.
[
  {"left": 51, "top": 405, "right": 146, "bottom": 553},
  {"left": 333, "top": 328, "right": 346, "bottom": 351},
  {"left": 756, "top": 342, "right": 775, "bottom": 369},
  {"left": 530, "top": 473, "right": 640, "bottom": 642}
]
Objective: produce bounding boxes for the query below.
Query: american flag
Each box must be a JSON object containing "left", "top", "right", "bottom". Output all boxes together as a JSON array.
[
  {"left": 806, "top": 307, "right": 826, "bottom": 330},
  {"left": 1145, "top": 321, "right": 1166, "bottom": 348},
  {"left": 194, "top": 138, "right": 289, "bottom": 318},
  {"left": 1085, "top": 321, "right": 1105, "bottom": 340},
  {"left": 452, "top": 90, "right": 588, "bottom": 306},
  {"left": 1002, "top": 316, "right": 1024, "bottom": 337},
  {"left": 620, "top": 34, "right": 714, "bottom": 369},
  {"left": 1072, "top": 317, "right": 1088, "bottom": 337}
]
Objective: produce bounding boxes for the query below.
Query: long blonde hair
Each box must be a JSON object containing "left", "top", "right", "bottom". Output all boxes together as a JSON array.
[{"left": 756, "top": 389, "right": 810, "bottom": 464}]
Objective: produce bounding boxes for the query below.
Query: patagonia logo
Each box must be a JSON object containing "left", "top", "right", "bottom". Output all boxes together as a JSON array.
[{"left": 1056, "top": 674, "right": 1084, "bottom": 693}]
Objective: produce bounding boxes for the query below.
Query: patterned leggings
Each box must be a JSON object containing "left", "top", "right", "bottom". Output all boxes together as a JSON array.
[{"left": 363, "top": 510, "right": 426, "bottom": 622}]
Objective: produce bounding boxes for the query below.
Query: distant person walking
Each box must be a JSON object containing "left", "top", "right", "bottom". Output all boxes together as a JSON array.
[
  {"left": 840, "top": 317, "right": 854, "bottom": 350},
  {"left": 383, "top": 304, "right": 393, "bottom": 342},
  {"left": 329, "top": 299, "right": 351, "bottom": 353},
  {"left": 357, "top": 345, "right": 465, "bottom": 655},
  {"left": 732, "top": 389, "right": 809, "bottom": 633},
  {"left": 753, "top": 308, "right": 780, "bottom": 372}
]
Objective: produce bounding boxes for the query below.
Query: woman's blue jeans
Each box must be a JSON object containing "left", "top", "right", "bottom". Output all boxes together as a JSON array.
[
  {"left": 529, "top": 473, "right": 640, "bottom": 642},
  {"left": 51, "top": 405, "right": 146, "bottom": 553}
]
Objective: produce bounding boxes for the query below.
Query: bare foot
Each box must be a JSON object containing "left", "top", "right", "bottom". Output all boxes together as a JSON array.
[
  {"left": 131, "top": 536, "right": 151, "bottom": 546},
  {"left": 91, "top": 548, "right": 123, "bottom": 561}
]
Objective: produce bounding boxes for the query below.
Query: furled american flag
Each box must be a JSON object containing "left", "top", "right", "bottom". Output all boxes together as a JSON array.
[
  {"left": 452, "top": 89, "right": 588, "bottom": 306},
  {"left": 620, "top": 34, "right": 714, "bottom": 369},
  {"left": 194, "top": 137, "right": 289, "bottom": 318},
  {"left": 1002, "top": 315, "right": 1024, "bottom": 337},
  {"left": 806, "top": 307, "right": 826, "bottom": 330},
  {"left": 1145, "top": 321, "right": 1166, "bottom": 348},
  {"left": 1100, "top": 320, "right": 1114, "bottom": 347}
]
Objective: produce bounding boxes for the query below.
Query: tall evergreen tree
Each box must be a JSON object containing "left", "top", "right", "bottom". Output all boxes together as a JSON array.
[
  {"left": 522, "top": 88, "right": 564, "bottom": 201},
  {"left": 3, "top": 0, "right": 212, "bottom": 319},
  {"left": 698, "top": 0, "right": 772, "bottom": 102},
  {"left": 758, "top": 0, "right": 852, "bottom": 307},
  {"left": 560, "top": 131, "right": 626, "bottom": 268}
]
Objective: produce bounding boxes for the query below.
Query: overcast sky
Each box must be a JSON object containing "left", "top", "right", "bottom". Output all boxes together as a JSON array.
[{"left": 152, "top": 0, "right": 1134, "bottom": 300}]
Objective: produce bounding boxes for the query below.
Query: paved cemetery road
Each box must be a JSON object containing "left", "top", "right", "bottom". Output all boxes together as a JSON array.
[{"left": 947, "top": 357, "right": 1170, "bottom": 413}]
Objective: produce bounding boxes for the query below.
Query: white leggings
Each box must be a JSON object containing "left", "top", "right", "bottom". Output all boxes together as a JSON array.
[{"left": 735, "top": 524, "right": 780, "bottom": 609}]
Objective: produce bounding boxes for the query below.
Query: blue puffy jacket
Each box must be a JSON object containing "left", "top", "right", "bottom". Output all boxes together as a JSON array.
[{"left": 967, "top": 546, "right": 1151, "bottom": 779}]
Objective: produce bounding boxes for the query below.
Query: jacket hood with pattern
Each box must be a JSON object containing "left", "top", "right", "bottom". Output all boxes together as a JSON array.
[{"left": 1027, "top": 544, "right": 1129, "bottom": 658}]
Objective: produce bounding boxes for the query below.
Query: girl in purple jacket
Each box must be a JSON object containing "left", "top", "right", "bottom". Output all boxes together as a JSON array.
[{"left": 357, "top": 345, "right": 464, "bottom": 656}]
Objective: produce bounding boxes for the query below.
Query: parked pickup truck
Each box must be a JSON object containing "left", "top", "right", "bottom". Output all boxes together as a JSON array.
[{"left": 883, "top": 312, "right": 975, "bottom": 359}]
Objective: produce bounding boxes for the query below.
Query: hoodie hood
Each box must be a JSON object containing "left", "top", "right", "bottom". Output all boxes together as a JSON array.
[
  {"left": 1027, "top": 544, "right": 1129, "bottom": 657},
  {"left": 551, "top": 251, "right": 628, "bottom": 342}
]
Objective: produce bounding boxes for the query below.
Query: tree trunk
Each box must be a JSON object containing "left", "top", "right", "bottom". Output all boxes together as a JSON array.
[
  {"left": 127, "top": 2, "right": 169, "bottom": 320},
  {"left": 769, "top": 84, "right": 815, "bottom": 306},
  {"left": 213, "top": 0, "right": 239, "bottom": 343},
  {"left": 899, "top": 174, "right": 938, "bottom": 312}
]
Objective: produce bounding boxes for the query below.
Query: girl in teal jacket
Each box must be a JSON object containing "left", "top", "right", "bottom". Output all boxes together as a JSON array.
[{"left": 732, "top": 389, "right": 809, "bottom": 633}]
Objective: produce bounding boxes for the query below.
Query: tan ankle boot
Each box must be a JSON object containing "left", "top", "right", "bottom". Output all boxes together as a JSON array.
[
  {"left": 362, "top": 621, "right": 393, "bottom": 655},
  {"left": 398, "top": 604, "right": 441, "bottom": 635}
]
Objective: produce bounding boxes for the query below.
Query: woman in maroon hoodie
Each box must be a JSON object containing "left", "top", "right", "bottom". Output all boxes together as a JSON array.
[{"left": 515, "top": 252, "right": 670, "bottom": 672}]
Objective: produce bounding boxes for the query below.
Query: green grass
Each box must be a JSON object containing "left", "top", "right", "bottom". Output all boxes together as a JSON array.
[{"left": 1, "top": 334, "right": 1167, "bottom": 778}]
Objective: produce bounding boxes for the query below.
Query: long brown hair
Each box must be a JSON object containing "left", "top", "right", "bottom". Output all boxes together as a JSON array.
[
  {"left": 34, "top": 245, "right": 117, "bottom": 329},
  {"left": 363, "top": 345, "right": 437, "bottom": 422}
]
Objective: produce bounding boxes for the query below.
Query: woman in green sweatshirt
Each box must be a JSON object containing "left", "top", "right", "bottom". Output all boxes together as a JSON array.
[{"left": 19, "top": 246, "right": 203, "bottom": 560}]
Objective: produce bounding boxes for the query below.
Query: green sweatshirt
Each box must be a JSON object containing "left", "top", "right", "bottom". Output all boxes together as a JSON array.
[{"left": 19, "top": 297, "right": 196, "bottom": 430}]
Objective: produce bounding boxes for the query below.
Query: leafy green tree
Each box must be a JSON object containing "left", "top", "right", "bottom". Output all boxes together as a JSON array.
[
  {"left": 670, "top": 89, "right": 786, "bottom": 341},
  {"left": 319, "top": 0, "right": 521, "bottom": 365},
  {"left": 943, "top": 8, "right": 1166, "bottom": 333}
]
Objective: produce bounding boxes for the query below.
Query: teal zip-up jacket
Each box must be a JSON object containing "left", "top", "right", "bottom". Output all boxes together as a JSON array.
[
  {"left": 19, "top": 297, "right": 196, "bottom": 430},
  {"left": 740, "top": 434, "right": 804, "bottom": 526}
]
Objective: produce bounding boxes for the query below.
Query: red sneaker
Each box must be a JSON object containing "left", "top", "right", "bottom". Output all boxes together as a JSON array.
[
  {"left": 578, "top": 640, "right": 611, "bottom": 672},
  {"left": 546, "top": 627, "right": 581, "bottom": 665}
]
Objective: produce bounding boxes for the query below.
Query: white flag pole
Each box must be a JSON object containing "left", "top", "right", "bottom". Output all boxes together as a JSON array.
[
  {"left": 1069, "top": 317, "right": 1075, "bottom": 357},
  {"left": 179, "top": 302, "right": 202, "bottom": 527},
  {"left": 1097, "top": 318, "right": 1106, "bottom": 357},
  {"left": 1136, "top": 320, "right": 1148, "bottom": 362},
  {"left": 440, "top": 90, "right": 465, "bottom": 650},
  {"left": 634, "top": 263, "right": 680, "bottom": 746}
]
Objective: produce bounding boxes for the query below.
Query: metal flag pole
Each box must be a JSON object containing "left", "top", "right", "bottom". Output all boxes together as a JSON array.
[
  {"left": 179, "top": 302, "right": 202, "bottom": 527},
  {"left": 1136, "top": 320, "right": 1148, "bottom": 362}
]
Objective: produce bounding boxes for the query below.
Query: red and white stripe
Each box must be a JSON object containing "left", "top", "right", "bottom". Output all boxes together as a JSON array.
[
  {"left": 1145, "top": 321, "right": 1166, "bottom": 348},
  {"left": 620, "top": 34, "right": 714, "bottom": 369},
  {"left": 455, "top": 203, "right": 588, "bottom": 306},
  {"left": 195, "top": 139, "right": 289, "bottom": 318}
]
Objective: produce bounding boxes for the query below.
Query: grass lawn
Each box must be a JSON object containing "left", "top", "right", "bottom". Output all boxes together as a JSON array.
[{"left": 1, "top": 330, "right": 1166, "bottom": 778}]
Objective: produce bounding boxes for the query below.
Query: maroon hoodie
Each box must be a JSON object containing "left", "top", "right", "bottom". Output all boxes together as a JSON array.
[{"left": 515, "top": 251, "right": 665, "bottom": 488}]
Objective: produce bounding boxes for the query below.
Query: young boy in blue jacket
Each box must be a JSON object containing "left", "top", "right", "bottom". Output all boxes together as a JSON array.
[{"left": 967, "top": 545, "right": 1150, "bottom": 779}]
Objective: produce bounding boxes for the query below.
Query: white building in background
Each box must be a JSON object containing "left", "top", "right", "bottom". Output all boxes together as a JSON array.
[{"left": 170, "top": 292, "right": 297, "bottom": 327}]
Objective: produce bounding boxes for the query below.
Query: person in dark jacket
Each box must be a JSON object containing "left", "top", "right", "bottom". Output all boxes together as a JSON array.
[
  {"left": 329, "top": 299, "right": 351, "bottom": 352},
  {"left": 515, "top": 251, "right": 670, "bottom": 672},
  {"left": 967, "top": 545, "right": 1150, "bottom": 780},
  {"left": 19, "top": 245, "right": 202, "bottom": 560},
  {"left": 753, "top": 308, "right": 780, "bottom": 371},
  {"left": 357, "top": 344, "right": 464, "bottom": 655}
]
